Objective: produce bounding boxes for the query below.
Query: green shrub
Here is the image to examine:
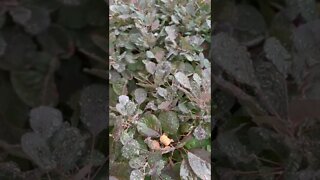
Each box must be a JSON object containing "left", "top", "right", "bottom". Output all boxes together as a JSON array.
[{"left": 109, "top": 0, "right": 211, "bottom": 179}]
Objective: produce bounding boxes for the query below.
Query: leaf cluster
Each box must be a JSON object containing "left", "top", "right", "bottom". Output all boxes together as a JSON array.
[
  {"left": 212, "top": 0, "right": 320, "bottom": 179},
  {"left": 0, "top": 0, "right": 108, "bottom": 179},
  {"left": 109, "top": 0, "right": 211, "bottom": 179}
]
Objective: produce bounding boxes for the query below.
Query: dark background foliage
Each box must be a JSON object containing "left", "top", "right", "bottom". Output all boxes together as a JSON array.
[
  {"left": 212, "top": 0, "right": 320, "bottom": 179},
  {"left": 0, "top": 0, "right": 107, "bottom": 179}
]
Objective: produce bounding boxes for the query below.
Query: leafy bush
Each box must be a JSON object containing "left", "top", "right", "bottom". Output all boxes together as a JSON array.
[
  {"left": 109, "top": 0, "right": 211, "bottom": 179},
  {"left": 0, "top": 0, "right": 107, "bottom": 179},
  {"left": 213, "top": 0, "right": 320, "bottom": 179}
]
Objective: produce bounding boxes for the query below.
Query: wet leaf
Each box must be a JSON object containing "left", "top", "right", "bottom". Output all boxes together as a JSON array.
[
  {"left": 50, "top": 126, "right": 85, "bottom": 171},
  {"left": 21, "top": 132, "right": 56, "bottom": 170},
  {"left": 29, "top": 106, "right": 63, "bottom": 139},
  {"left": 211, "top": 32, "right": 257, "bottom": 87},
  {"left": 80, "top": 84, "right": 108, "bottom": 135},
  {"left": 264, "top": 37, "right": 291, "bottom": 77}
]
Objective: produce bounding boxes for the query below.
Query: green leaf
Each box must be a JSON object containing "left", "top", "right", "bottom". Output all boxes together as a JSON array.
[
  {"left": 137, "top": 122, "right": 160, "bottom": 138},
  {"left": 159, "top": 111, "right": 180, "bottom": 135},
  {"left": 141, "top": 113, "right": 162, "bottom": 133},
  {"left": 184, "top": 137, "right": 210, "bottom": 150}
]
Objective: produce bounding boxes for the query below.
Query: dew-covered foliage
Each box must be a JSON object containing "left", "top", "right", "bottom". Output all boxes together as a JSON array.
[
  {"left": 109, "top": 0, "right": 211, "bottom": 179},
  {"left": 213, "top": 0, "right": 320, "bottom": 179},
  {"left": 0, "top": 0, "right": 107, "bottom": 179}
]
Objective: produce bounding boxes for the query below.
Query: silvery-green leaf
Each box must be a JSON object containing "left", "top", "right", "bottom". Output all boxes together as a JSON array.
[
  {"left": 120, "top": 131, "right": 134, "bottom": 145},
  {"left": 165, "top": 25, "right": 177, "bottom": 41},
  {"left": 137, "top": 122, "right": 160, "bottom": 138},
  {"left": 182, "top": 53, "right": 193, "bottom": 62},
  {"left": 121, "top": 139, "right": 140, "bottom": 159},
  {"left": 145, "top": 101, "right": 158, "bottom": 110},
  {"left": 187, "top": 152, "right": 211, "bottom": 180},
  {"left": 119, "top": 95, "right": 129, "bottom": 105},
  {"left": 193, "top": 126, "right": 207, "bottom": 140},
  {"left": 130, "top": 169, "right": 144, "bottom": 180},
  {"left": 175, "top": 72, "right": 191, "bottom": 89},
  {"left": 180, "top": 159, "right": 198, "bottom": 180},
  {"left": 178, "top": 102, "right": 190, "bottom": 114},
  {"left": 192, "top": 73, "right": 202, "bottom": 87},
  {"left": 116, "top": 104, "right": 126, "bottom": 116},
  {"left": 145, "top": 61, "right": 157, "bottom": 74},
  {"left": 125, "top": 101, "right": 137, "bottom": 116},
  {"left": 146, "top": 51, "right": 155, "bottom": 59},
  {"left": 129, "top": 155, "right": 147, "bottom": 169},
  {"left": 171, "top": 15, "right": 180, "bottom": 24},
  {"left": 156, "top": 87, "right": 168, "bottom": 98},
  {"left": 134, "top": 88, "right": 147, "bottom": 104},
  {"left": 149, "top": 159, "right": 165, "bottom": 176},
  {"left": 158, "top": 101, "right": 171, "bottom": 110}
]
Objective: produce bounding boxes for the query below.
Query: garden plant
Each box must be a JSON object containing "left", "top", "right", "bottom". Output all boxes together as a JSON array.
[{"left": 109, "top": 0, "right": 211, "bottom": 179}]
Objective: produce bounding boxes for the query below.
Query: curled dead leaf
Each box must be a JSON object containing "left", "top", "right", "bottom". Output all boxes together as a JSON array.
[{"left": 160, "top": 134, "right": 173, "bottom": 146}]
